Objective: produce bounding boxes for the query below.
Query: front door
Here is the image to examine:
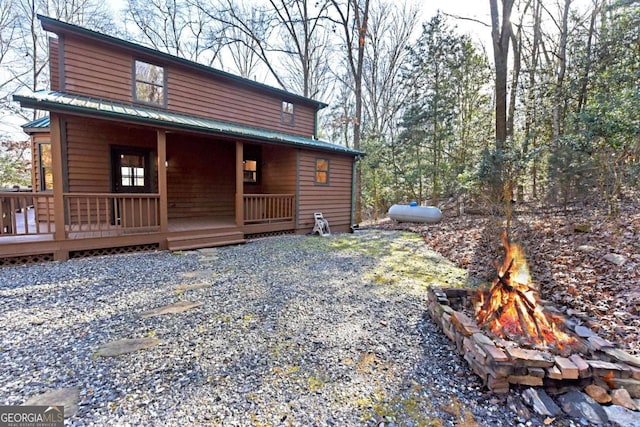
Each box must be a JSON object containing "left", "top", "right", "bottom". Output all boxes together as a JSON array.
[{"left": 111, "top": 147, "right": 151, "bottom": 226}]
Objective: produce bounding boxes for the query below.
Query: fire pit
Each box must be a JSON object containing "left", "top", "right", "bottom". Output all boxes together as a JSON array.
[{"left": 427, "top": 232, "right": 640, "bottom": 396}]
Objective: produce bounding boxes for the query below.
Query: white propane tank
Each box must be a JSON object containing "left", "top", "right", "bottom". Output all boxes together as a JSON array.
[{"left": 388, "top": 202, "right": 442, "bottom": 223}]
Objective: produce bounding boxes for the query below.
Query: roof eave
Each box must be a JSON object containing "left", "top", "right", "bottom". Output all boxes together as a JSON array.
[
  {"left": 37, "top": 15, "right": 329, "bottom": 111},
  {"left": 14, "top": 94, "right": 362, "bottom": 157}
]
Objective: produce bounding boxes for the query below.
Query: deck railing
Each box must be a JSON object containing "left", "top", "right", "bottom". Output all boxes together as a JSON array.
[
  {"left": 243, "top": 194, "right": 295, "bottom": 224},
  {"left": 64, "top": 193, "right": 160, "bottom": 236},
  {"left": 0, "top": 192, "right": 55, "bottom": 236}
]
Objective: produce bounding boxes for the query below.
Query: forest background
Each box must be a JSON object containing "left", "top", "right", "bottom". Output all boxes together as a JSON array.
[{"left": 0, "top": 0, "right": 638, "bottom": 220}]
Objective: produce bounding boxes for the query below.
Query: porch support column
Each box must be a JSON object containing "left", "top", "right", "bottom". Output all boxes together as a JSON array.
[
  {"left": 157, "top": 130, "right": 168, "bottom": 234},
  {"left": 50, "top": 115, "right": 66, "bottom": 255},
  {"left": 235, "top": 141, "right": 243, "bottom": 227}
]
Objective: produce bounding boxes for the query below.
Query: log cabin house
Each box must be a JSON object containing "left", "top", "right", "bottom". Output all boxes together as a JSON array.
[{"left": 0, "top": 15, "right": 362, "bottom": 265}]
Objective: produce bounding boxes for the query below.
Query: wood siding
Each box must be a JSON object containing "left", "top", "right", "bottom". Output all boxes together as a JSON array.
[
  {"left": 261, "top": 145, "right": 297, "bottom": 194},
  {"left": 166, "top": 134, "right": 235, "bottom": 219},
  {"left": 60, "top": 35, "right": 317, "bottom": 138},
  {"left": 64, "top": 116, "right": 157, "bottom": 193},
  {"left": 297, "top": 151, "right": 354, "bottom": 232},
  {"left": 50, "top": 37, "right": 59, "bottom": 91}
]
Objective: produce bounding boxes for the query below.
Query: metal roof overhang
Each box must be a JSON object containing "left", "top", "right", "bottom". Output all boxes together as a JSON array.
[{"left": 14, "top": 90, "right": 363, "bottom": 157}]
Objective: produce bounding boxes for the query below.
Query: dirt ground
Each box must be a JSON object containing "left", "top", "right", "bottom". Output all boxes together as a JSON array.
[{"left": 372, "top": 200, "right": 640, "bottom": 356}]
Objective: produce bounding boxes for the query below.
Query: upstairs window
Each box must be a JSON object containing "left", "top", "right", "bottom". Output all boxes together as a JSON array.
[
  {"left": 38, "top": 142, "right": 53, "bottom": 191},
  {"left": 281, "top": 101, "right": 295, "bottom": 125},
  {"left": 134, "top": 60, "right": 165, "bottom": 106},
  {"left": 315, "top": 158, "right": 329, "bottom": 185}
]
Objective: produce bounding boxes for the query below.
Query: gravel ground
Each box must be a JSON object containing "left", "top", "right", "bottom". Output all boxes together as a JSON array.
[{"left": 0, "top": 230, "right": 589, "bottom": 426}]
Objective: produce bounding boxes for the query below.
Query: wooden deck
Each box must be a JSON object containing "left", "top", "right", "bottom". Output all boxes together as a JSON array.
[{"left": 1, "top": 192, "right": 297, "bottom": 261}]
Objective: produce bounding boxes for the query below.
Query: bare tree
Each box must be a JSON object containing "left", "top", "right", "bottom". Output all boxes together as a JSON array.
[
  {"left": 552, "top": 0, "right": 573, "bottom": 139},
  {"left": 362, "top": 0, "right": 417, "bottom": 138},
  {"left": 267, "top": 0, "right": 333, "bottom": 99},
  {"left": 0, "top": 0, "right": 26, "bottom": 94},
  {"left": 202, "top": 0, "right": 288, "bottom": 87},
  {"left": 216, "top": 1, "right": 262, "bottom": 78},
  {"left": 489, "top": 0, "right": 515, "bottom": 150},
  {"left": 124, "top": 0, "right": 221, "bottom": 64},
  {"left": 328, "top": 0, "right": 370, "bottom": 222}
]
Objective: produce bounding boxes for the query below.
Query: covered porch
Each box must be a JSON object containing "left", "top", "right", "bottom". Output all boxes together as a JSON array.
[
  {"left": 0, "top": 189, "right": 296, "bottom": 260},
  {"left": 0, "top": 119, "right": 299, "bottom": 261}
]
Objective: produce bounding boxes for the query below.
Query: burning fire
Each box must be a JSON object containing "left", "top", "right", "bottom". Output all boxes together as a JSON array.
[{"left": 476, "top": 231, "right": 576, "bottom": 349}]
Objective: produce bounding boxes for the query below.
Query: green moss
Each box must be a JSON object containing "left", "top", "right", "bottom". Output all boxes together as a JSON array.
[
  {"left": 242, "top": 313, "right": 254, "bottom": 328},
  {"left": 307, "top": 376, "right": 324, "bottom": 392}
]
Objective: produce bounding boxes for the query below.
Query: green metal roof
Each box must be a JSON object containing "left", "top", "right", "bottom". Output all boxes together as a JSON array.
[
  {"left": 14, "top": 90, "right": 363, "bottom": 157},
  {"left": 21, "top": 115, "right": 50, "bottom": 132},
  {"left": 38, "top": 15, "right": 328, "bottom": 110}
]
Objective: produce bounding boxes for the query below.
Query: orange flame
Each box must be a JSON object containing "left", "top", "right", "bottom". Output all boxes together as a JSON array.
[{"left": 476, "top": 231, "right": 576, "bottom": 349}]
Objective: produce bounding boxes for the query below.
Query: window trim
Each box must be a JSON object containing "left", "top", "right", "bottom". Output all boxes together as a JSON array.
[
  {"left": 314, "top": 158, "right": 330, "bottom": 185},
  {"left": 38, "top": 141, "right": 53, "bottom": 192},
  {"left": 133, "top": 59, "right": 167, "bottom": 107},
  {"left": 281, "top": 101, "right": 295, "bottom": 125}
]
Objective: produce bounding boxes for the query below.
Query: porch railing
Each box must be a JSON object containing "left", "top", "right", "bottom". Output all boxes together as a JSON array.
[
  {"left": 243, "top": 194, "right": 295, "bottom": 224},
  {"left": 0, "top": 192, "right": 55, "bottom": 236},
  {"left": 64, "top": 193, "right": 160, "bottom": 236}
]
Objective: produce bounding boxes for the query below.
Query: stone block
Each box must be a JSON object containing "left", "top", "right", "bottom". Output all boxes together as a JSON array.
[
  {"left": 588, "top": 360, "right": 627, "bottom": 377},
  {"left": 555, "top": 356, "right": 579, "bottom": 379},
  {"left": 557, "top": 390, "right": 609, "bottom": 425},
  {"left": 506, "top": 347, "right": 555, "bottom": 368},
  {"left": 508, "top": 375, "right": 544, "bottom": 387},
  {"left": 610, "top": 378, "right": 640, "bottom": 399},
  {"left": 450, "top": 311, "right": 481, "bottom": 337},
  {"left": 588, "top": 335, "right": 614, "bottom": 350},
  {"left": 569, "top": 354, "right": 592, "bottom": 378},
  {"left": 629, "top": 365, "right": 640, "bottom": 380},
  {"left": 463, "top": 336, "right": 487, "bottom": 364},
  {"left": 489, "top": 361, "right": 513, "bottom": 377},
  {"left": 522, "top": 387, "right": 562, "bottom": 417},
  {"left": 611, "top": 388, "right": 638, "bottom": 410},
  {"left": 528, "top": 367, "right": 546, "bottom": 378},
  {"left": 472, "top": 332, "right": 494, "bottom": 347},
  {"left": 585, "top": 384, "right": 612, "bottom": 404},
  {"left": 603, "top": 348, "right": 640, "bottom": 369},
  {"left": 482, "top": 343, "right": 510, "bottom": 363},
  {"left": 547, "top": 365, "right": 563, "bottom": 380},
  {"left": 487, "top": 375, "right": 510, "bottom": 394}
]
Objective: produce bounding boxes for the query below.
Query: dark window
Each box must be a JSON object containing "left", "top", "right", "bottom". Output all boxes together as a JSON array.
[
  {"left": 243, "top": 160, "right": 258, "bottom": 183},
  {"left": 315, "top": 158, "right": 329, "bottom": 185},
  {"left": 112, "top": 148, "right": 151, "bottom": 193},
  {"left": 281, "top": 101, "right": 295, "bottom": 125},
  {"left": 38, "top": 142, "right": 53, "bottom": 191},
  {"left": 134, "top": 60, "right": 165, "bottom": 105}
]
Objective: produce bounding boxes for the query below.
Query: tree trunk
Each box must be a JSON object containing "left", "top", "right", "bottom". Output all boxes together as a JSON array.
[
  {"left": 489, "top": 0, "right": 514, "bottom": 150},
  {"left": 553, "top": 0, "right": 572, "bottom": 139}
]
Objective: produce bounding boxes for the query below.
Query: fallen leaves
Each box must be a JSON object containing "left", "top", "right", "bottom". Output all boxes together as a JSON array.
[{"left": 376, "top": 201, "right": 640, "bottom": 356}]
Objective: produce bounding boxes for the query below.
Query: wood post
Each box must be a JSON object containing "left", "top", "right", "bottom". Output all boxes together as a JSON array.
[
  {"left": 235, "top": 141, "right": 243, "bottom": 227},
  {"left": 157, "top": 130, "right": 168, "bottom": 234},
  {"left": 50, "top": 115, "right": 67, "bottom": 261}
]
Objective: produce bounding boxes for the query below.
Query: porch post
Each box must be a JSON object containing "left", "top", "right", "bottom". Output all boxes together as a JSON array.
[
  {"left": 157, "top": 130, "right": 169, "bottom": 234},
  {"left": 50, "top": 115, "right": 66, "bottom": 250},
  {"left": 235, "top": 141, "right": 243, "bottom": 227}
]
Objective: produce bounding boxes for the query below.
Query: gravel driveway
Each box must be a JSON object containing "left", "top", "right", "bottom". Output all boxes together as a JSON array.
[{"left": 1, "top": 230, "right": 540, "bottom": 426}]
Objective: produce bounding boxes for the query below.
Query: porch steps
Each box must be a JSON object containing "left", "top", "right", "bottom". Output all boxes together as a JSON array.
[{"left": 166, "top": 231, "right": 246, "bottom": 251}]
